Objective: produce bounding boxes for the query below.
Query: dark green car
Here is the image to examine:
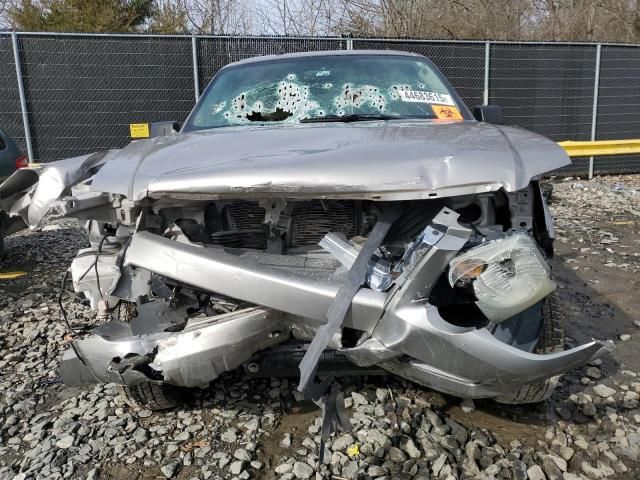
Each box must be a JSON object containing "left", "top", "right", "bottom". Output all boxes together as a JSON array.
[{"left": 0, "top": 129, "right": 28, "bottom": 258}]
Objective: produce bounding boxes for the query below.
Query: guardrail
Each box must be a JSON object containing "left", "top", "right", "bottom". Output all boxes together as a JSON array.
[
  {"left": 558, "top": 140, "right": 640, "bottom": 157},
  {"left": 557, "top": 140, "right": 640, "bottom": 178}
]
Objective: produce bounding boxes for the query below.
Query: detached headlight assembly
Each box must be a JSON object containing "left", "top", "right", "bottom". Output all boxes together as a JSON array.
[{"left": 448, "top": 233, "right": 555, "bottom": 323}]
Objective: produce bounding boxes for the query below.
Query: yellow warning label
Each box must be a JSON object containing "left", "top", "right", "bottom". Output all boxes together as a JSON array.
[
  {"left": 432, "top": 105, "right": 463, "bottom": 121},
  {"left": 129, "top": 123, "right": 150, "bottom": 138},
  {"left": 0, "top": 271, "right": 27, "bottom": 279}
]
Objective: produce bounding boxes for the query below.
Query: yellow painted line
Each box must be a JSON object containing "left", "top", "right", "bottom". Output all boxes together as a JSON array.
[
  {"left": 0, "top": 271, "right": 27, "bottom": 279},
  {"left": 558, "top": 139, "right": 640, "bottom": 157}
]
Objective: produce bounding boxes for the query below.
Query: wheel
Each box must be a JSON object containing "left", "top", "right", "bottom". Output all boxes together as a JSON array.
[
  {"left": 495, "top": 292, "right": 565, "bottom": 404},
  {"left": 120, "top": 382, "right": 182, "bottom": 411}
]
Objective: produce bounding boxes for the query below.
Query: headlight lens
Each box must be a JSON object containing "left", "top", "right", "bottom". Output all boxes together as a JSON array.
[
  {"left": 449, "top": 258, "right": 487, "bottom": 285},
  {"left": 448, "top": 233, "right": 555, "bottom": 323}
]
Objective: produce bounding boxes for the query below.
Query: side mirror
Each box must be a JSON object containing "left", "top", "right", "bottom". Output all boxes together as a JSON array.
[
  {"left": 150, "top": 121, "right": 180, "bottom": 137},
  {"left": 472, "top": 105, "right": 504, "bottom": 125}
]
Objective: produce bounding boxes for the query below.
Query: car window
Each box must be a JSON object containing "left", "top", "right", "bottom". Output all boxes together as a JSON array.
[{"left": 184, "top": 55, "right": 464, "bottom": 131}]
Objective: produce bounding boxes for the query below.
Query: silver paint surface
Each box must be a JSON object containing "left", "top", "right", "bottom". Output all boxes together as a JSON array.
[{"left": 89, "top": 120, "right": 569, "bottom": 202}]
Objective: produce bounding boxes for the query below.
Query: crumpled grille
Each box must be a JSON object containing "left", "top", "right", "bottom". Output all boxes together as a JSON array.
[
  {"left": 213, "top": 199, "right": 358, "bottom": 248},
  {"left": 223, "top": 201, "right": 265, "bottom": 230},
  {"left": 290, "top": 200, "right": 357, "bottom": 246}
]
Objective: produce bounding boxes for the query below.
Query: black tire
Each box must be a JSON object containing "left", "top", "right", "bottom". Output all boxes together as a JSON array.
[
  {"left": 495, "top": 292, "right": 565, "bottom": 404},
  {"left": 120, "top": 382, "right": 181, "bottom": 411}
]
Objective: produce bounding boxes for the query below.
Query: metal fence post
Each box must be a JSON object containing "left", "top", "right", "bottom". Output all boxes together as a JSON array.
[
  {"left": 192, "top": 35, "right": 200, "bottom": 102},
  {"left": 483, "top": 41, "right": 490, "bottom": 105},
  {"left": 345, "top": 36, "right": 353, "bottom": 51},
  {"left": 11, "top": 32, "right": 34, "bottom": 162},
  {"left": 589, "top": 44, "right": 602, "bottom": 179}
]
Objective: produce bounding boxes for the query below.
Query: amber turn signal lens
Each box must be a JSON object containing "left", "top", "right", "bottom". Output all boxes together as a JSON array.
[{"left": 450, "top": 259, "right": 486, "bottom": 282}]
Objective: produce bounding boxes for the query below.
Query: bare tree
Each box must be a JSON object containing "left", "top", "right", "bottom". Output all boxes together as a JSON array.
[
  {"left": 181, "top": 0, "right": 253, "bottom": 33},
  {"left": 0, "top": 0, "right": 12, "bottom": 29},
  {"left": 332, "top": 0, "right": 640, "bottom": 42},
  {"left": 7, "top": 0, "right": 640, "bottom": 42},
  {"left": 148, "top": 0, "right": 190, "bottom": 33},
  {"left": 251, "top": 0, "right": 343, "bottom": 35}
]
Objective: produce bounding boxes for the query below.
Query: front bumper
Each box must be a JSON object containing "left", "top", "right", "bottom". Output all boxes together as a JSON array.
[{"left": 61, "top": 209, "right": 614, "bottom": 398}]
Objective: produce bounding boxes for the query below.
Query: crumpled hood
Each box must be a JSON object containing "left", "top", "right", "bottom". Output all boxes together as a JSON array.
[{"left": 90, "top": 120, "right": 570, "bottom": 201}]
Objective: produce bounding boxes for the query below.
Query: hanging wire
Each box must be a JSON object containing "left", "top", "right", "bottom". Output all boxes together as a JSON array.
[{"left": 57, "top": 233, "right": 112, "bottom": 334}]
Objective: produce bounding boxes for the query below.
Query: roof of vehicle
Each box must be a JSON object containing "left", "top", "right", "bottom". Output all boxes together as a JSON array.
[{"left": 221, "top": 49, "right": 426, "bottom": 70}]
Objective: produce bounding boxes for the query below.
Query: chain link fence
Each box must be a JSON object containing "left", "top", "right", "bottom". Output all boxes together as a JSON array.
[{"left": 1, "top": 32, "right": 640, "bottom": 177}]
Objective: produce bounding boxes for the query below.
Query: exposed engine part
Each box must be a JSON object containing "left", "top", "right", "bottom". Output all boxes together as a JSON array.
[
  {"left": 319, "top": 211, "right": 454, "bottom": 294},
  {"left": 319, "top": 232, "right": 392, "bottom": 291},
  {"left": 60, "top": 204, "right": 613, "bottom": 402},
  {"left": 298, "top": 203, "right": 402, "bottom": 395},
  {"left": 71, "top": 246, "right": 122, "bottom": 310},
  {"left": 154, "top": 190, "right": 531, "bottom": 257}
]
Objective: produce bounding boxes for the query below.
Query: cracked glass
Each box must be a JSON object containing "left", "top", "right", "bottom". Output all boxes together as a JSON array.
[{"left": 184, "top": 54, "right": 464, "bottom": 131}]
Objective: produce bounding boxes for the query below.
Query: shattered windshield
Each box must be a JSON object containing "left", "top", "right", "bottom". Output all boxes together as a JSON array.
[{"left": 183, "top": 54, "right": 466, "bottom": 131}]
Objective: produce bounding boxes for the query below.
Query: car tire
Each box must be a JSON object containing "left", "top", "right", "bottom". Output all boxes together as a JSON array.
[
  {"left": 494, "top": 292, "right": 565, "bottom": 404},
  {"left": 120, "top": 382, "right": 181, "bottom": 411}
]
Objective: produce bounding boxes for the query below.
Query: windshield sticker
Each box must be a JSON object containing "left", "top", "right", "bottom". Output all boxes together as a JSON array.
[
  {"left": 432, "top": 105, "right": 463, "bottom": 120},
  {"left": 400, "top": 90, "right": 455, "bottom": 106}
]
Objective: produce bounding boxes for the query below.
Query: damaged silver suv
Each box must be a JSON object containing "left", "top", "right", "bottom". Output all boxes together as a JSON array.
[{"left": 1, "top": 51, "right": 613, "bottom": 411}]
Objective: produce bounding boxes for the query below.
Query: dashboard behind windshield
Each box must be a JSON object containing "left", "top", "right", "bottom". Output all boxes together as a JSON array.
[{"left": 183, "top": 54, "right": 468, "bottom": 131}]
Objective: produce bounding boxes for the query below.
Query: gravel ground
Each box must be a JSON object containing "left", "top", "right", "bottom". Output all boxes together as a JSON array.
[{"left": 1, "top": 175, "right": 640, "bottom": 480}]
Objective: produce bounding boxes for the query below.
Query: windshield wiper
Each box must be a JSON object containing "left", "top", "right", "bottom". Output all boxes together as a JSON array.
[{"left": 300, "top": 113, "right": 421, "bottom": 123}]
